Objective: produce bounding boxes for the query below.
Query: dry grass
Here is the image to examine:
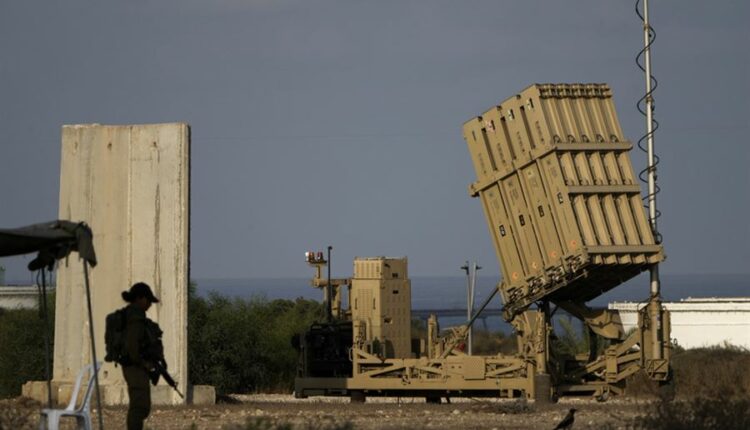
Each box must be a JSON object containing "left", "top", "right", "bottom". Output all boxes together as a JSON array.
[
  {"left": 671, "top": 345, "right": 750, "bottom": 399},
  {"left": 623, "top": 346, "right": 750, "bottom": 430},
  {"left": 628, "top": 395, "right": 750, "bottom": 430},
  {"left": 626, "top": 345, "right": 750, "bottom": 399}
]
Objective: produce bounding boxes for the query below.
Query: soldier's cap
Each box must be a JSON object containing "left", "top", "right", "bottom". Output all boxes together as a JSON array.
[{"left": 122, "top": 282, "right": 160, "bottom": 303}]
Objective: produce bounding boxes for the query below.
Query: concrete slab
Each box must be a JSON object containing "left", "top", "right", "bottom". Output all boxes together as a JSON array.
[
  {"left": 27, "top": 123, "right": 194, "bottom": 405},
  {"left": 188, "top": 385, "right": 217, "bottom": 406},
  {"left": 22, "top": 381, "right": 215, "bottom": 406}
]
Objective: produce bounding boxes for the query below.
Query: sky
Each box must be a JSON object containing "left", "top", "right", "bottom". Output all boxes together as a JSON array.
[{"left": 1, "top": 1, "right": 748, "bottom": 282}]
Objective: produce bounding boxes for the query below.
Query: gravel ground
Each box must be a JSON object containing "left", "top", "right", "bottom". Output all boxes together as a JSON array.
[{"left": 1, "top": 394, "right": 648, "bottom": 430}]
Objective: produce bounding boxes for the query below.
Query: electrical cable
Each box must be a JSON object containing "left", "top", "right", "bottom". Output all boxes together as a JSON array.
[
  {"left": 36, "top": 270, "right": 43, "bottom": 318},
  {"left": 635, "top": 0, "right": 662, "bottom": 244}
]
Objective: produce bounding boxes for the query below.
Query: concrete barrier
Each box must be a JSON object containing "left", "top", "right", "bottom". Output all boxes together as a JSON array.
[
  {"left": 0, "top": 285, "right": 49, "bottom": 310},
  {"left": 24, "top": 123, "right": 213, "bottom": 405}
]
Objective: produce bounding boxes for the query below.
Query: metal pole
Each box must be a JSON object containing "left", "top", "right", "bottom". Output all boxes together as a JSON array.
[
  {"left": 642, "top": 0, "right": 662, "bottom": 360},
  {"left": 40, "top": 269, "right": 52, "bottom": 408},
  {"left": 466, "top": 286, "right": 498, "bottom": 331},
  {"left": 643, "top": 0, "right": 659, "bottom": 294},
  {"left": 470, "top": 263, "right": 481, "bottom": 311},
  {"left": 469, "top": 262, "right": 482, "bottom": 355},
  {"left": 469, "top": 265, "right": 474, "bottom": 355},
  {"left": 83, "top": 261, "right": 105, "bottom": 430},
  {"left": 326, "top": 246, "right": 333, "bottom": 322},
  {"left": 460, "top": 262, "right": 471, "bottom": 354}
]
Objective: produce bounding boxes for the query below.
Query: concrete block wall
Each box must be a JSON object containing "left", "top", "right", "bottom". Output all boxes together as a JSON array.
[
  {"left": 610, "top": 297, "right": 750, "bottom": 349},
  {"left": 53, "top": 123, "right": 190, "bottom": 405}
]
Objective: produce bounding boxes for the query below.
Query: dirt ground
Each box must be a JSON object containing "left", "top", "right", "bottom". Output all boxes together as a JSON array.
[{"left": 2, "top": 394, "right": 649, "bottom": 430}]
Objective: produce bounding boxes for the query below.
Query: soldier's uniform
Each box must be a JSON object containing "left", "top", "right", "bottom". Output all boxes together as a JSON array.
[{"left": 122, "top": 304, "right": 151, "bottom": 430}]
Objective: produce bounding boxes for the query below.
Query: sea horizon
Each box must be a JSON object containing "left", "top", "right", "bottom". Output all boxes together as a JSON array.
[
  {"left": 4, "top": 272, "right": 747, "bottom": 308},
  {"left": 193, "top": 273, "right": 750, "bottom": 309}
]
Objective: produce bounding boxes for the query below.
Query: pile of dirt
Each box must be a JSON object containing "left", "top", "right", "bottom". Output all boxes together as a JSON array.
[{"left": 0, "top": 397, "right": 39, "bottom": 430}]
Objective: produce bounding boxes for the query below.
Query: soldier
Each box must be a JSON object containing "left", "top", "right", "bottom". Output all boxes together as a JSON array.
[{"left": 120, "top": 282, "right": 160, "bottom": 430}]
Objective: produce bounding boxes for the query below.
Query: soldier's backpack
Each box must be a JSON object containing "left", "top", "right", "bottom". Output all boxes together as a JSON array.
[{"left": 104, "top": 307, "right": 128, "bottom": 364}]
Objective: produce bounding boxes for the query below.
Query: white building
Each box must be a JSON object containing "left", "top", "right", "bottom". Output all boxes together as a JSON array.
[
  {"left": 0, "top": 285, "right": 51, "bottom": 310},
  {"left": 609, "top": 297, "right": 750, "bottom": 349}
]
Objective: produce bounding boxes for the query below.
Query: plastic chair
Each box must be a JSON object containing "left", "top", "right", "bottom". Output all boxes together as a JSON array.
[{"left": 39, "top": 362, "right": 101, "bottom": 430}]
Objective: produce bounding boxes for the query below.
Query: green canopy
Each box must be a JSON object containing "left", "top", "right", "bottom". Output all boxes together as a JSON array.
[
  {"left": 0, "top": 220, "right": 97, "bottom": 269},
  {"left": 0, "top": 220, "right": 101, "bottom": 426}
]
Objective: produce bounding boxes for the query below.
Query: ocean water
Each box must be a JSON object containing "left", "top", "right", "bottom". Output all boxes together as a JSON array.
[
  {"left": 195, "top": 273, "right": 749, "bottom": 307},
  {"left": 195, "top": 273, "right": 749, "bottom": 333}
]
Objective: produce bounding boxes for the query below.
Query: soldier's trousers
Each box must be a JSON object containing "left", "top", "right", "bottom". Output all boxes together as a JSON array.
[{"left": 122, "top": 365, "right": 151, "bottom": 430}]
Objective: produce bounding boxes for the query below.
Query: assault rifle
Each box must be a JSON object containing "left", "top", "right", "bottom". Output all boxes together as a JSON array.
[
  {"left": 149, "top": 359, "right": 184, "bottom": 399},
  {"left": 143, "top": 319, "right": 184, "bottom": 399}
]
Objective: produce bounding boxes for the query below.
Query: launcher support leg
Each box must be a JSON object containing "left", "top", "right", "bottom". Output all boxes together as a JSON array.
[
  {"left": 511, "top": 308, "right": 553, "bottom": 401},
  {"left": 641, "top": 295, "right": 671, "bottom": 381},
  {"left": 649, "top": 284, "right": 662, "bottom": 360},
  {"left": 537, "top": 303, "right": 552, "bottom": 375}
]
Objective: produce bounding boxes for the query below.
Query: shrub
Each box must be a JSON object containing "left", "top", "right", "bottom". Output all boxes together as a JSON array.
[
  {"left": 0, "top": 283, "right": 323, "bottom": 398},
  {"left": 552, "top": 315, "right": 587, "bottom": 356},
  {"left": 471, "top": 329, "right": 516, "bottom": 355},
  {"left": 671, "top": 345, "right": 750, "bottom": 399},
  {"left": 630, "top": 394, "right": 750, "bottom": 430},
  {"left": 626, "top": 345, "right": 750, "bottom": 402},
  {"left": 551, "top": 315, "right": 612, "bottom": 359},
  {"left": 0, "top": 300, "right": 53, "bottom": 399},
  {"left": 188, "top": 283, "right": 325, "bottom": 394}
]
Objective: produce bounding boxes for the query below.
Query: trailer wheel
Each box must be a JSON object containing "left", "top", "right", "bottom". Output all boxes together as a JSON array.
[
  {"left": 350, "top": 390, "right": 366, "bottom": 403},
  {"left": 425, "top": 395, "right": 441, "bottom": 404}
]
